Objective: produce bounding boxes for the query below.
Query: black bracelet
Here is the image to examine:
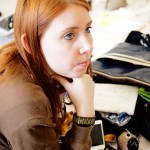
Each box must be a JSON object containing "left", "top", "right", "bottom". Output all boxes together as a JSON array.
[{"left": 73, "top": 113, "right": 95, "bottom": 127}]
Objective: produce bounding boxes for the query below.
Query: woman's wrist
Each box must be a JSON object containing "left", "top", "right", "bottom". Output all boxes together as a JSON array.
[{"left": 76, "top": 107, "right": 95, "bottom": 117}]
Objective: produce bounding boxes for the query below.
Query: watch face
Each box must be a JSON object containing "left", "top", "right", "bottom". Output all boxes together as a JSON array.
[{"left": 0, "top": 14, "right": 13, "bottom": 31}]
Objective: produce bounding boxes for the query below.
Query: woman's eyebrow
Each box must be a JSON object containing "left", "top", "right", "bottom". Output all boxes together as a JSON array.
[
  {"left": 86, "top": 20, "right": 93, "bottom": 26},
  {"left": 59, "top": 20, "right": 93, "bottom": 33}
]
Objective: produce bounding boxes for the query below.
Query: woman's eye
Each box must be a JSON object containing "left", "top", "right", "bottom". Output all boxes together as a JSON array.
[
  {"left": 64, "top": 33, "right": 75, "bottom": 40},
  {"left": 86, "top": 26, "right": 92, "bottom": 33}
]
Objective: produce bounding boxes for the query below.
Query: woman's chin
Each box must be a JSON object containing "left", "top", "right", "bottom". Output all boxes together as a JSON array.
[{"left": 70, "top": 71, "right": 87, "bottom": 78}]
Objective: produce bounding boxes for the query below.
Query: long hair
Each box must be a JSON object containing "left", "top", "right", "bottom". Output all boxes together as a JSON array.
[{"left": 0, "top": 0, "right": 91, "bottom": 134}]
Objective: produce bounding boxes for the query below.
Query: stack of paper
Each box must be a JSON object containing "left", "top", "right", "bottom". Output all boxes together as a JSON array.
[{"left": 94, "top": 83, "right": 138, "bottom": 115}]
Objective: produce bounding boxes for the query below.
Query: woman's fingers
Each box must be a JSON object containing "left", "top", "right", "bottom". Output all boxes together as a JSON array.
[
  {"left": 53, "top": 74, "right": 95, "bottom": 117},
  {"left": 52, "top": 75, "right": 71, "bottom": 90}
]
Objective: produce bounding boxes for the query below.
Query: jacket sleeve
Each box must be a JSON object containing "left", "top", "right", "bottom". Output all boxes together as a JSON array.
[
  {"left": 0, "top": 74, "right": 93, "bottom": 150},
  {"left": 0, "top": 76, "right": 60, "bottom": 150},
  {"left": 1, "top": 99, "right": 93, "bottom": 150},
  {"left": 2, "top": 107, "right": 93, "bottom": 150},
  {"left": 63, "top": 124, "right": 93, "bottom": 150},
  {"left": 1, "top": 100, "right": 60, "bottom": 150}
]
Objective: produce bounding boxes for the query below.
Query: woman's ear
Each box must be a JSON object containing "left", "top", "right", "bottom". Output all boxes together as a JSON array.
[{"left": 21, "top": 33, "right": 31, "bottom": 53}]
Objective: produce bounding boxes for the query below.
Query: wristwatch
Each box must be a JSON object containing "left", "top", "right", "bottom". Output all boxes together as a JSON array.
[{"left": 73, "top": 113, "right": 95, "bottom": 127}]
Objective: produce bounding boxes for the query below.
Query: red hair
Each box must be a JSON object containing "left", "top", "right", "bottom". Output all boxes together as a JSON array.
[{"left": 1, "top": 0, "right": 91, "bottom": 134}]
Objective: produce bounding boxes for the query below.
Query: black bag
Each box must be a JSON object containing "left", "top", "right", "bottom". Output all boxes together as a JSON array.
[
  {"left": 92, "top": 31, "right": 150, "bottom": 87},
  {"left": 139, "top": 102, "right": 150, "bottom": 141}
]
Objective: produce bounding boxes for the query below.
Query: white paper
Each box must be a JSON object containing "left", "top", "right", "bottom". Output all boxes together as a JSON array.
[{"left": 94, "top": 83, "right": 138, "bottom": 115}]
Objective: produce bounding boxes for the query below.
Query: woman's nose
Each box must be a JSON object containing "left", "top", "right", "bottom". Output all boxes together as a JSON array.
[{"left": 79, "top": 36, "right": 93, "bottom": 54}]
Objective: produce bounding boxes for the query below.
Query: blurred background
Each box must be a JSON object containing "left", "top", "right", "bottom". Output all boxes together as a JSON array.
[
  {"left": 90, "top": 0, "right": 150, "bottom": 60},
  {"left": 0, "top": 0, "right": 150, "bottom": 149}
]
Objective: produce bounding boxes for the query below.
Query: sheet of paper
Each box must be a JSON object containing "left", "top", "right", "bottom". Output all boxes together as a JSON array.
[{"left": 94, "top": 83, "right": 138, "bottom": 115}]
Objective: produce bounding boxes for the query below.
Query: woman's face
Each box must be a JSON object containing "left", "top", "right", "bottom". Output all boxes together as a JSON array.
[{"left": 41, "top": 3, "right": 93, "bottom": 78}]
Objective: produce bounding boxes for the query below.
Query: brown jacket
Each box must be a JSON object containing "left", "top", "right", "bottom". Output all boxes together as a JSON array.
[{"left": 0, "top": 67, "right": 92, "bottom": 150}]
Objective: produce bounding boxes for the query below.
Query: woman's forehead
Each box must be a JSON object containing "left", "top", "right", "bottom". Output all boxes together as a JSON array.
[{"left": 47, "top": 4, "right": 91, "bottom": 32}]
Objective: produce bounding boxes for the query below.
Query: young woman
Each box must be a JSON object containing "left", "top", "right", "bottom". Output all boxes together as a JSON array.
[{"left": 0, "top": 0, "right": 95, "bottom": 149}]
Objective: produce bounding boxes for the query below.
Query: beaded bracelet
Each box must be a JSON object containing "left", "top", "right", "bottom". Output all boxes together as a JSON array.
[{"left": 73, "top": 113, "right": 95, "bottom": 127}]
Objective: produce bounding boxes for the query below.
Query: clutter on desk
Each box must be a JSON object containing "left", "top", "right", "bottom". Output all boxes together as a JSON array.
[{"left": 93, "top": 30, "right": 150, "bottom": 150}]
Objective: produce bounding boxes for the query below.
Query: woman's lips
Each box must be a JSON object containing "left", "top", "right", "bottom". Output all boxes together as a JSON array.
[{"left": 77, "top": 60, "right": 89, "bottom": 68}]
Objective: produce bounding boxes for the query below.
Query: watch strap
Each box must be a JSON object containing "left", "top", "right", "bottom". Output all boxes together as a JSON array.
[{"left": 73, "top": 113, "right": 95, "bottom": 127}]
